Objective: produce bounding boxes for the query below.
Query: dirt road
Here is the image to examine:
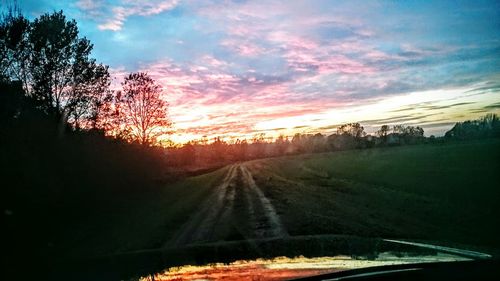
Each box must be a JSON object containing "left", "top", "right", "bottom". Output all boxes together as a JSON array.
[{"left": 166, "top": 163, "right": 287, "bottom": 247}]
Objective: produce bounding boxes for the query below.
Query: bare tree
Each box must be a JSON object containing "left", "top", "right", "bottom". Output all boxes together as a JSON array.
[{"left": 118, "top": 72, "right": 172, "bottom": 145}]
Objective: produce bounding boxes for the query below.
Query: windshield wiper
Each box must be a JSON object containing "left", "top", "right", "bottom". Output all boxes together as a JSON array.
[
  {"left": 383, "top": 239, "right": 492, "bottom": 260},
  {"left": 292, "top": 239, "right": 495, "bottom": 281}
]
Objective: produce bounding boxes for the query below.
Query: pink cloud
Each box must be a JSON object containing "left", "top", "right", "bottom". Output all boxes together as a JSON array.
[
  {"left": 191, "top": 0, "right": 381, "bottom": 80},
  {"left": 271, "top": 33, "right": 375, "bottom": 75},
  {"left": 221, "top": 39, "right": 267, "bottom": 56},
  {"left": 108, "top": 57, "right": 348, "bottom": 142},
  {"left": 78, "top": 0, "right": 180, "bottom": 31},
  {"left": 76, "top": 0, "right": 102, "bottom": 10}
]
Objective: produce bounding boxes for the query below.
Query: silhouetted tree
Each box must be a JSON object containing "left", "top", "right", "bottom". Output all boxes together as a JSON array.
[
  {"left": 376, "top": 125, "right": 390, "bottom": 143},
  {"left": 311, "top": 133, "right": 326, "bottom": 152},
  {"left": 117, "top": 72, "right": 171, "bottom": 145},
  {"left": 67, "top": 46, "right": 111, "bottom": 129},
  {"left": 233, "top": 139, "right": 248, "bottom": 160},
  {"left": 29, "top": 12, "right": 92, "bottom": 116},
  {"left": 87, "top": 65, "right": 112, "bottom": 129},
  {"left": 337, "top": 123, "right": 365, "bottom": 138},
  {"left": 1, "top": 9, "right": 110, "bottom": 128},
  {"left": 0, "top": 5, "right": 30, "bottom": 86},
  {"left": 275, "top": 134, "right": 288, "bottom": 155},
  {"left": 176, "top": 141, "right": 196, "bottom": 166},
  {"left": 291, "top": 133, "right": 305, "bottom": 153},
  {"left": 211, "top": 136, "right": 227, "bottom": 161},
  {"left": 392, "top": 124, "right": 424, "bottom": 144},
  {"left": 445, "top": 114, "right": 500, "bottom": 139},
  {"left": 251, "top": 133, "right": 266, "bottom": 158}
]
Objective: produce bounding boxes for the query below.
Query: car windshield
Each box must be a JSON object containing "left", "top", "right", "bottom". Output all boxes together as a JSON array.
[{"left": 2, "top": 1, "right": 499, "bottom": 281}]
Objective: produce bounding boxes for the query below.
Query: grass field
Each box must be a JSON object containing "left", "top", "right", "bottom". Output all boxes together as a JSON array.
[
  {"left": 245, "top": 138, "right": 500, "bottom": 252},
  {"left": 57, "top": 138, "right": 500, "bottom": 260}
]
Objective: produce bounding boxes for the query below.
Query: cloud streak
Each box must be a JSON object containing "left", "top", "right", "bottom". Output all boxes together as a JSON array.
[{"left": 76, "top": 0, "right": 179, "bottom": 31}]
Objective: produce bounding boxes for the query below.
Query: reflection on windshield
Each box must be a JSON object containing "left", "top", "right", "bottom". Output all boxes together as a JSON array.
[{"left": 139, "top": 253, "right": 469, "bottom": 281}]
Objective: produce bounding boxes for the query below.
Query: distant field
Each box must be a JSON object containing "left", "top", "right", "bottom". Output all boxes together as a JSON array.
[
  {"left": 245, "top": 138, "right": 500, "bottom": 252},
  {"left": 56, "top": 138, "right": 500, "bottom": 262}
]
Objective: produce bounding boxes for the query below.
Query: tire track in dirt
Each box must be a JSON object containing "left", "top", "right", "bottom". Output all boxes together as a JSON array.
[
  {"left": 165, "top": 163, "right": 287, "bottom": 248},
  {"left": 240, "top": 165, "right": 288, "bottom": 238},
  {"left": 165, "top": 164, "right": 238, "bottom": 247}
]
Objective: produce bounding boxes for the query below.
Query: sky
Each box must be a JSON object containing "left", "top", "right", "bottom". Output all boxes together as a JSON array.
[{"left": 11, "top": 0, "right": 500, "bottom": 143}]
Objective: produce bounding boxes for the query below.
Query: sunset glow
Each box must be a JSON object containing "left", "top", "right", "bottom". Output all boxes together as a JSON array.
[{"left": 18, "top": 0, "right": 500, "bottom": 143}]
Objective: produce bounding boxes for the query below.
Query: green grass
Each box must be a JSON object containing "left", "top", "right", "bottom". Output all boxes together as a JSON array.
[
  {"left": 49, "top": 139, "right": 500, "bottom": 261},
  {"left": 246, "top": 139, "right": 500, "bottom": 253}
]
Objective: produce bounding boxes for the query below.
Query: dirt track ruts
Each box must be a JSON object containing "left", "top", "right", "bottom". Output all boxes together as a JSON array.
[{"left": 165, "top": 163, "right": 287, "bottom": 247}]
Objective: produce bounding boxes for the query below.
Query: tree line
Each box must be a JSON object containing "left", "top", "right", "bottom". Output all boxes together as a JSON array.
[
  {"left": 445, "top": 113, "right": 500, "bottom": 140},
  {"left": 1, "top": 8, "right": 171, "bottom": 145},
  {"left": 167, "top": 122, "right": 428, "bottom": 168},
  {"left": 168, "top": 115, "right": 500, "bottom": 169}
]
